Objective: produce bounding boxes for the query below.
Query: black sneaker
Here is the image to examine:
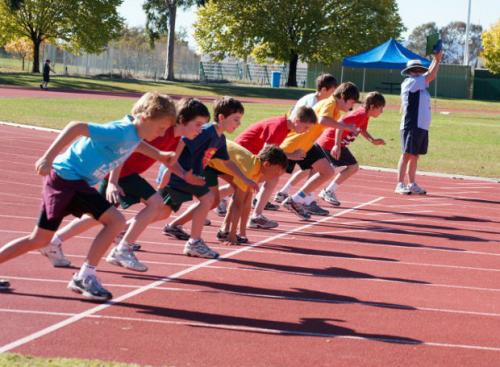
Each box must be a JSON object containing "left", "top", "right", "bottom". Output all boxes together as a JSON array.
[
  {"left": 216, "top": 230, "right": 248, "bottom": 244},
  {"left": 68, "top": 274, "right": 112, "bottom": 301},
  {"left": 0, "top": 279, "right": 10, "bottom": 291},
  {"left": 305, "top": 201, "right": 330, "bottom": 216},
  {"left": 283, "top": 197, "right": 311, "bottom": 220},
  {"left": 163, "top": 224, "right": 190, "bottom": 240},
  {"left": 252, "top": 198, "right": 280, "bottom": 211}
]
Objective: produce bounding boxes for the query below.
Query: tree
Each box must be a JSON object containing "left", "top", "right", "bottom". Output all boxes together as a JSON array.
[
  {"left": 482, "top": 19, "right": 500, "bottom": 74},
  {"left": 194, "top": 0, "right": 405, "bottom": 87},
  {"left": 406, "top": 22, "right": 439, "bottom": 56},
  {"left": 441, "top": 21, "right": 482, "bottom": 65},
  {"left": 0, "top": 0, "right": 123, "bottom": 73},
  {"left": 143, "top": 0, "right": 204, "bottom": 81},
  {"left": 5, "top": 37, "right": 32, "bottom": 70}
]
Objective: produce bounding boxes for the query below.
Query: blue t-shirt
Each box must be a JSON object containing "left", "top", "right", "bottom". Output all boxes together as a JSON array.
[
  {"left": 168, "top": 123, "right": 229, "bottom": 188},
  {"left": 400, "top": 75, "right": 431, "bottom": 131},
  {"left": 52, "top": 116, "right": 141, "bottom": 186}
]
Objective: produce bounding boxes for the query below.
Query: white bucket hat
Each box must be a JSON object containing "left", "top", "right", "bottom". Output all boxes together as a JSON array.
[{"left": 401, "top": 60, "right": 428, "bottom": 76}]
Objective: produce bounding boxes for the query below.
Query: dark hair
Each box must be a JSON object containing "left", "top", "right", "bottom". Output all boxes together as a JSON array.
[
  {"left": 213, "top": 96, "right": 244, "bottom": 122},
  {"left": 295, "top": 106, "right": 317, "bottom": 124},
  {"left": 258, "top": 145, "right": 288, "bottom": 170},
  {"left": 316, "top": 74, "right": 338, "bottom": 91},
  {"left": 364, "top": 91, "right": 386, "bottom": 110},
  {"left": 176, "top": 98, "right": 210, "bottom": 125},
  {"left": 333, "top": 82, "right": 360, "bottom": 102}
]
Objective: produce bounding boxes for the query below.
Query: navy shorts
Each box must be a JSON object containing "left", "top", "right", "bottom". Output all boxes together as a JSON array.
[
  {"left": 400, "top": 128, "right": 428, "bottom": 155},
  {"left": 286, "top": 144, "right": 327, "bottom": 174},
  {"left": 327, "top": 147, "right": 357, "bottom": 167}
]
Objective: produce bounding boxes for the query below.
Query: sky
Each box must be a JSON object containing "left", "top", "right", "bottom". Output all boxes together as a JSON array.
[{"left": 118, "top": 0, "right": 500, "bottom": 52}]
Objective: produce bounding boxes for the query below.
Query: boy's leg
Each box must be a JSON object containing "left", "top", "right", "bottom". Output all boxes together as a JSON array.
[
  {"left": 407, "top": 154, "right": 419, "bottom": 183},
  {"left": 395, "top": 153, "right": 412, "bottom": 194},
  {"left": 275, "top": 168, "right": 309, "bottom": 202},
  {"left": 238, "top": 191, "right": 253, "bottom": 239},
  {"left": 0, "top": 226, "right": 54, "bottom": 264},
  {"left": 249, "top": 177, "right": 279, "bottom": 229}
]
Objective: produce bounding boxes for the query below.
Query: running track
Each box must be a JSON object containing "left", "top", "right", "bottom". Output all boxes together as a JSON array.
[{"left": 0, "top": 122, "right": 499, "bottom": 366}]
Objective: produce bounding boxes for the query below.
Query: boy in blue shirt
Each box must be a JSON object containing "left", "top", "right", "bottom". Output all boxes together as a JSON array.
[{"left": 0, "top": 92, "right": 177, "bottom": 301}]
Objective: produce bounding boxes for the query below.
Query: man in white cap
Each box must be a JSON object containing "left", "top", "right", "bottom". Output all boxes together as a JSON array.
[{"left": 395, "top": 50, "right": 443, "bottom": 195}]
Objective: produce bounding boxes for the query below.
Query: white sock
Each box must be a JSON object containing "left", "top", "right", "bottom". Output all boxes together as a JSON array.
[
  {"left": 304, "top": 193, "right": 315, "bottom": 205},
  {"left": 51, "top": 234, "right": 62, "bottom": 247},
  {"left": 117, "top": 240, "right": 132, "bottom": 252},
  {"left": 280, "top": 182, "right": 292, "bottom": 194},
  {"left": 326, "top": 182, "right": 338, "bottom": 192},
  {"left": 77, "top": 262, "right": 96, "bottom": 279},
  {"left": 291, "top": 191, "right": 306, "bottom": 204},
  {"left": 188, "top": 237, "right": 200, "bottom": 244}
]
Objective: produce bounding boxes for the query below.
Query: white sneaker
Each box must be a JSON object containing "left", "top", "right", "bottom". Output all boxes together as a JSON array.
[
  {"left": 394, "top": 183, "right": 411, "bottom": 195},
  {"left": 408, "top": 182, "right": 427, "bottom": 195},
  {"left": 106, "top": 246, "right": 148, "bottom": 272},
  {"left": 39, "top": 243, "right": 71, "bottom": 268},
  {"left": 248, "top": 214, "right": 279, "bottom": 229},
  {"left": 319, "top": 189, "right": 341, "bottom": 206},
  {"left": 183, "top": 239, "right": 219, "bottom": 259}
]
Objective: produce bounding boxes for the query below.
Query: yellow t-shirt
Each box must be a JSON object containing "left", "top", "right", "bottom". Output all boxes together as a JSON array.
[
  {"left": 280, "top": 96, "right": 341, "bottom": 153},
  {"left": 208, "top": 140, "right": 262, "bottom": 192}
]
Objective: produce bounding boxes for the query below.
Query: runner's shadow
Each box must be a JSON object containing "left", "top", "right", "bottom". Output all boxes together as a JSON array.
[{"left": 355, "top": 208, "right": 496, "bottom": 224}]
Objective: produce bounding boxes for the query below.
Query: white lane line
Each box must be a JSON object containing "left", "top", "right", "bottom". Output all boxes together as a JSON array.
[
  {"left": 0, "top": 197, "right": 384, "bottom": 353},
  {"left": 1, "top": 308, "right": 500, "bottom": 352}
]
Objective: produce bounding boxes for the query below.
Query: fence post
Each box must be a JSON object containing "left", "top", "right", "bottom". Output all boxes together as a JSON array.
[
  {"left": 264, "top": 65, "right": 270, "bottom": 86},
  {"left": 217, "top": 63, "right": 223, "bottom": 80},
  {"left": 246, "top": 64, "right": 252, "bottom": 81},
  {"left": 199, "top": 61, "right": 206, "bottom": 82}
]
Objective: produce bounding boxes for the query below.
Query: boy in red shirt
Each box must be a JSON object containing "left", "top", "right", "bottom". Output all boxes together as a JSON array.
[
  {"left": 317, "top": 91, "right": 386, "bottom": 206},
  {"left": 234, "top": 106, "right": 317, "bottom": 229}
]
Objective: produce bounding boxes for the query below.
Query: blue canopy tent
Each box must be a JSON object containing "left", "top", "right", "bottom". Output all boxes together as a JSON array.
[{"left": 341, "top": 38, "right": 431, "bottom": 92}]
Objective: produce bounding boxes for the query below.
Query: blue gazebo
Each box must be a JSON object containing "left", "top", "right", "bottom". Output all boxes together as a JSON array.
[{"left": 342, "top": 38, "right": 431, "bottom": 91}]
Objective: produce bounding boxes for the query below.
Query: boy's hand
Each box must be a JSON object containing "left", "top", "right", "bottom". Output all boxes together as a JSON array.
[
  {"left": 330, "top": 145, "right": 341, "bottom": 160},
  {"left": 288, "top": 149, "right": 306, "bottom": 161},
  {"left": 35, "top": 156, "right": 52, "bottom": 176},
  {"left": 106, "top": 182, "right": 124, "bottom": 205},
  {"left": 159, "top": 152, "right": 176, "bottom": 167},
  {"left": 184, "top": 170, "right": 205, "bottom": 186},
  {"left": 372, "top": 138, "right": 386, "bottom": 146},
  {"left": 224, "top": 235, "right": 239, "bottom": 246}
]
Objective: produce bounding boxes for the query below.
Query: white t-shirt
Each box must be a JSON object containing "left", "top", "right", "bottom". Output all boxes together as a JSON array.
[
  {"left": 289, "top": 92, "right": 318, "bottom": 120},
  {"left": 400, "top": 75, "right": 431, "bottom": 130}
]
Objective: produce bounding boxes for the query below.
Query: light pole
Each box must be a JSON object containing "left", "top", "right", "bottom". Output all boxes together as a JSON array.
[{"left": 463, "top": 0, "right": 472, "bottom": 65}]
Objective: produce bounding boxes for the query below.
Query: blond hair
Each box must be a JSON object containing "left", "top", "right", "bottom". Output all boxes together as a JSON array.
[{"left": 131, "top": 92, "right": 176, "bottom": 120}]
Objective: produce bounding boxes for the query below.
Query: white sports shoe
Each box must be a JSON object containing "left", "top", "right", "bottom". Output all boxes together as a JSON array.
[
  {"left": 408, "top": 182, "right": 427, "bottom": 195},
  {"left": 319, "top": 189, "right": 341, "bottom": 206},
  {"left": 106, "top": 246, "right": 148, "bottom": 272},
  {"left": 39, "top": 243, "right": 71, "bottom": 268},
  {"left": 394, "top": 182, "right": 411, "bottom": 195},
  {"left": 183, "top": 239, "right": 219, "bottom": 259}
]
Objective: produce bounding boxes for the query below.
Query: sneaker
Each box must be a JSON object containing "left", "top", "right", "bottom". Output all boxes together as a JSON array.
[
  {"left": 274, "top": 191, "right": 288, "bottom": 204},
  {"left": 184, "top": 239, "right": 219, "bottom": 258},
  {"left": 395, "top": 182, "right": 411, "bottom": 195},
  {"left": 204, "top": 218, "right": 211, "bottom": 226},
  {"left": 319, "top": 189, "right": 341, "bottom": 206},
  {"left": 283, "top": 197, "right": 311, "bottom": 220},
  {"left": 105, "top": 247, "right": 148, "bottom": 272},
  {"left": 163, "top": 224, "right": 190, "bottom": 240},
  {"left": 249, "top": 214, "right": 279, "bottom": 229},
  {"left": 251, "top": 198, "right": 280, "bottom": 211},
  {"left": 216, "top": 230, "right": 249, "bottom": 244},
  {"left": 114, "top": 231, "right": 141, "bottom": 251},
  {"left": 408, "top": 182, "right": 427, "bottom": 195},
  {"left": 214, "top": 200, "right": 227, "bottom": 217},
  {"left": 305, "top": 201, "right": 330, "bottom": 216},
  {"left": 68, "top": 273, "right": 112, "bottom": 301},
  {"left": 39, "top": 243, "right": 71, "bottom": 268},
  {"left": 0, "top": 279, "right": 10, "bottom": 291}
]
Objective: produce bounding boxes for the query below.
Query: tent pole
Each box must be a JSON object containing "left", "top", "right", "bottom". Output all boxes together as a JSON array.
[
  {"left": 340, "top": 67, "right": 344, "bottom": 83},
  {"left": 362, "top": 68, "right": 366, "bottom": 92}
]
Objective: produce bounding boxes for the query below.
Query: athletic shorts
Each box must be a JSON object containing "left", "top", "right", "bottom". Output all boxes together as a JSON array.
[
  {"left": 327, "top": 147, "right": 357, "bottom": 167},
  {"left": 98, "top": 173, "right": 156, "bottom": 209},
  {"left": 159, "top": 183, "right": 210, "bottom": 212},
  {"left": 400, "top": 128, "right": 429, "bottom": 155},
  {"left": 285, "top": 144, "right": 327, "bottom": 174}
]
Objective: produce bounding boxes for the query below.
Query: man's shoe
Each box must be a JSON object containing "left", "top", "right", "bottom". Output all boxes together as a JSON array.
[
  {"left": 39, "top": 243, "right": 71, "bottom": 267},
  {"left": 67, "top": 274, "right": 112, "bottom": 301},
  {"left": 305, "top": 201, "right": 330, "bottom": 216},
  {"left": 248, "top": 214, "right": 279, "bottom": 229},
  {"left": 283, "top": 197, "right": 311, "bottom": 220},
  {"left": 163, "top": 224, "right": 190, "bottom": 240},
  {"left": 183, "top": 239, "right": 219, "bottom": 258},
  {"left": 395, "top": 182, "right": 411, "bottom": 195},
  {"left": 408, "top": 182, "right": 427, "bottom": 195}
]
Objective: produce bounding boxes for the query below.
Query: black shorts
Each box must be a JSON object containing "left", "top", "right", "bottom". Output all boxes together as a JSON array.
[
  {"left": 159, "top": 184, "right": 210, "bottom": 212},
  {"left": 401, "top": 128, "right": 429, "bottom": 155},
  {"left": 38, "top": 190, "right": 112, "bottom": 231},
  {"left": 204, "top": 166, "right": 222, "bottom": 188},
  {"left": 327, "top": 147, "right": 357, "bottom": 167},
  {"left": 285, "top": 144, "right": 327, "bottom": 174},
  {"left": 98, "top": 174, "right": 156, "bottom": 209}
]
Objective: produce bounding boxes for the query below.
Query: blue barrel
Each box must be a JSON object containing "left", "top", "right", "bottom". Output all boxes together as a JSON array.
[{"left": 271, "top": 71, "right": 281, "bottom": 88}]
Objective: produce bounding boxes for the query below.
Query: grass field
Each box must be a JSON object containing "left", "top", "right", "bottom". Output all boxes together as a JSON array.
[{"left": 0, "top": 353, "right": 147, "bottom": 367}]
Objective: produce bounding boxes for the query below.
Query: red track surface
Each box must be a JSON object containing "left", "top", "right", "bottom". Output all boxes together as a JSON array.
[{"left": 0, "top": 122, "right": 499, "bottom": 366}]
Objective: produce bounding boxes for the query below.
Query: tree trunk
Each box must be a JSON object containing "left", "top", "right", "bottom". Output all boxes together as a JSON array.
[
  {"left": 21, "top": 57, "right": 25, "bottom": 71},
  {"left": 31, "top": 37, "right": 41, "bottom": 73},
  {"left": 164, "top": 0, "right": 177, "bottom": 81},
  {"left": 287, "top": 52, "right": 298, "bottom": 87}
]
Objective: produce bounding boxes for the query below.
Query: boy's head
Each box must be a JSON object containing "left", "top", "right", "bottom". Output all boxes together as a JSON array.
[
  {"left": 176, "top": 98, "right": 210, "bottom": 139},
  {"left": 214, "top": 96, "right": 244, "bottom": 133},
  {"left": 316, "top": 73, "right": 338, "bottom": 99},
  {"left": 333, "top": 82, "right": 360, "bottom": 112},
  {"left": 132, "top": 92, "right": 176, "bottom": 141},
  {"left": 291, "top": 106, "right": 317, "bottom": 134},
  {"left": 258, "top": 144, "right": 288, "bottom": 180},
  {"left": 45, "top": 59, "right": 50, "bottom": 63},
  {"left": 364, "top": 91, "right": 386, "bottom": 118}
]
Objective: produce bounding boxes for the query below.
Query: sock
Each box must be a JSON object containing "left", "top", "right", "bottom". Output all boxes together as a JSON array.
[
  {"left": 326, "top": 182, "right": 338, "bottom": 192},
  {"left": 77, "top": 262, "right": 96, "bottom": 279},
  {"left": 188, "top": 237, "right": 200, "bottom": 244},
  {"left": 51, "top": 234, "right": 62, "bottom": 247},
  {"left": 304, "top": 193, "right": 315, "bottom": 205},
  {"left": 291, "top": 191, "right": 306, "bottom": 204},
  {"left": 281, "top": 182, "right": 292, "bottom": 195},
  {"left": 117, "top": 240, "right": 132, "bottom": 252}
]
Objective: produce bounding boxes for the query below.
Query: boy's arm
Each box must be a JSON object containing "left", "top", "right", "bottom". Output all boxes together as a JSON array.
[
  {"left": 330, "top": 128, "right": 343, "bottom": 160},
  {"left": 36, "top": 121, "right": 89, "bottom": 176},
  {"left": 319, "top": 116, "right": 356, "bottom": 132},
  {"left": 220, "top": 160, "right": 259, "bottom": 192},
  {"left": 361, "top": 130, "right": 385, "bottom": 146},
  {"left": 106, "top": 165, "right": 125, "bottom": 204},
  {"left": 425, "top": 50, "right": 443, "bottom": 84},
  {"left": 135, "top": 141, "right": 176, "bottom": 167}
]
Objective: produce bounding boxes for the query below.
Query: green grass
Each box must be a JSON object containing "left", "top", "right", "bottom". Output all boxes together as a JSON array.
[{"left": 0, "top": 353, "right": 149, "bottom": 367}]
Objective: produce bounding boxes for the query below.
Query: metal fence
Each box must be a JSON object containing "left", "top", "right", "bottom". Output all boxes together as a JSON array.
[
  {"left": 199, "top": 61, "right": 308, "bottom": 87},
  {"left": 473, "top": 69, "right": 500, "bottom": 101}
]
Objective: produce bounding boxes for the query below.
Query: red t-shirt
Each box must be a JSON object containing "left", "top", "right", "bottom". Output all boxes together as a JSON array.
[
  {"left": 317, "top": 107, "right": 369, "bottom": 151},
  {"left": 119, "top": 126, "right": 180, "bottom": 178},
  {"left": 235, "top": 115, "right": 289, "bottom": 154}
]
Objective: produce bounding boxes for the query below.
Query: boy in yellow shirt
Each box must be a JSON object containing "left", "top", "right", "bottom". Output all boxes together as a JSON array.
[
  {"left": 280, "top": 82, "right": 360, "bottom": 219},
  {"left": 209, "top": 141, "right": 288, "bottom": 245}
]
